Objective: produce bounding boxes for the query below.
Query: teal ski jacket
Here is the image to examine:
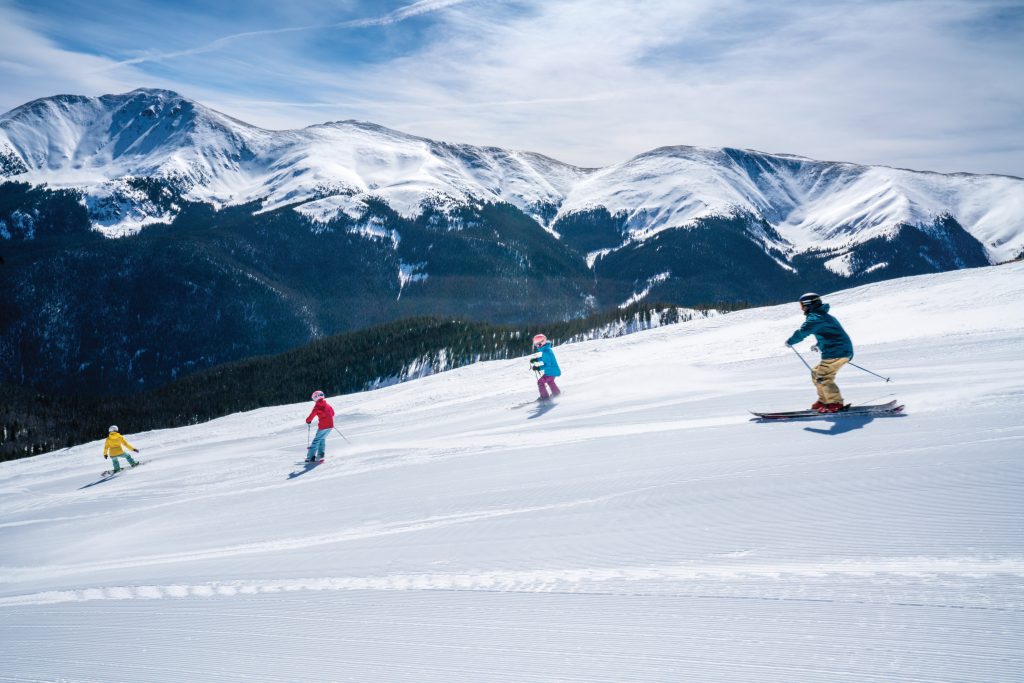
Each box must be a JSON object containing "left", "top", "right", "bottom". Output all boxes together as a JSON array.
[
  {"left": 786, "top": 303, "right": 854, "bottom": 360},
  {"left": 535, "top": 343, "right": 562, "bottom": 377}
]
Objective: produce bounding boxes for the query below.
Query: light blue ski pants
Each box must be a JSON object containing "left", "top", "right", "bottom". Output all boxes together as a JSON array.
[
  {"left": 110, "top": 453, "right": 138, "bottom": 472},
  {"left": 306, "top": 428, "right": 330, "bottom": 461}
]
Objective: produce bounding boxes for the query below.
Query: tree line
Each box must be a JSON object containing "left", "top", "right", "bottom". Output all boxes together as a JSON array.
[{"left": 0, "top": 301, "right": 747, "bottom": 462}]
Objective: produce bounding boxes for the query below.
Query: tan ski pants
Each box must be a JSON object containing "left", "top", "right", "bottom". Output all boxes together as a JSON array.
[{"left": 812, "top": 357, "right": 850, "bottom": 404}]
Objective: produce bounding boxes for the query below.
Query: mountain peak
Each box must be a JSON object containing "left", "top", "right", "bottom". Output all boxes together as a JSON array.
[
  {"left": 2, "top": 89, "right": 188, "bottom": 122},
  {"left": 1, "top": 89, "right": 1022, "bottom": 262},
  {"left": 0, "top": 88, "right": 274, "bottom": 202},
  {"left": 125, "top": 87, "right": 187, "bottom": 98},
  {"left": 305, "top": 119, "right": 423, "bottom": 141}
]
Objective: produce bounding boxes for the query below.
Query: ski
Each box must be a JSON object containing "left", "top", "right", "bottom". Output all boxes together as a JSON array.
[
  {"left": 751, "top": 400, "right": 903, "bottom": 420},
  {"left": 510, "top": 395, "right": 561, "bottom": 410},
  {"left": 510, "top": 398, "right": 543, "bottom": 409}
]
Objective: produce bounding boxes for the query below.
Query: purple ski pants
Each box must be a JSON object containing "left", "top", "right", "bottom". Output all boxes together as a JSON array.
[{"left": 537, "top": 374, "right": 560, "bottom": 399}]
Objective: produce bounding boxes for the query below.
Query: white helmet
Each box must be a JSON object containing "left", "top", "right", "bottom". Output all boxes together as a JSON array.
[
  {"left": 311, "top": 390, "right": 325, "bottom": 401},
  {"left": 799, "top": 292, "right": 823, "bottom": 313},
  {"left": 108, "top": 425, "right": 118, "bottom": 433}
]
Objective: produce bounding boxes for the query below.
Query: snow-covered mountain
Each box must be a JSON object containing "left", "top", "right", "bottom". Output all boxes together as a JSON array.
[
  {"left": 2, "top": 88, "right": 1022, "bottom": 262},
  {"left": 560, "top": 145, "right": 1024, "bottom": 263},
  {"left": 2, "top": 263, "right": 1022, "bottom": 682},
  {"left": 0, "top": 89, "right": 586, "bottom": 234}
]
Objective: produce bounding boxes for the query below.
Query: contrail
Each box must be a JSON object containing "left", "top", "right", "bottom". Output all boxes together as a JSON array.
[{"left": 96, "top": 0, "right": 479, "bottom": 71}]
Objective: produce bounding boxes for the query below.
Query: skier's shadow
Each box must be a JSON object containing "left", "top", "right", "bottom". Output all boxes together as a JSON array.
[
  {"left": 287, "top": 461, "right": 322, "bottom": 480},
  {"left": 527, "top": 401, "right": 558, "bottom": 420},
  {"left": 804, "top": 414, "right": 878, "bottom": 435},
  {"left": 79, "top": 475, "right": 116, "bottom": 489}
]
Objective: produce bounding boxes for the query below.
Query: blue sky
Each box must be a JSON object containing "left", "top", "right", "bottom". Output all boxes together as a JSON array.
[{"left": 1, "top": 0, "right": 1022, "bottom": 175}]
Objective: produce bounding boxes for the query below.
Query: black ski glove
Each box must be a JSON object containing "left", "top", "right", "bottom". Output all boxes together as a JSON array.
[{"left": 104, "top": 454, "right": 108, "bottom": 459}]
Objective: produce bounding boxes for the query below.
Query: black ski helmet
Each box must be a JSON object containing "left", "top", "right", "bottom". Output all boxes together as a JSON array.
[{"left": 798, "top": 292, "right": 822, "bottom": 313}]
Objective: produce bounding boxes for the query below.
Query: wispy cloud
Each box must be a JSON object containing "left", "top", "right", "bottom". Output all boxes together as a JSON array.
[
  {"left": 0, "top": 2, "right": 153, "bottom": 102},
  {"left": 98, "top": 0, "right": 479, "bottom": 70},
  {"left": 302, "top": 0, "right": 1023, "bottom": 175},
  {"left": 2, "top": 0, "right": 1022, "bottom": 176}
]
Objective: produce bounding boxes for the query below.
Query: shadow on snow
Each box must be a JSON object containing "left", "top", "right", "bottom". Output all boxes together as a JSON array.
[
  {"left": 79, "top": 474, "right": 117, "bottom": 489},
  {"left": 803, "top": 412, "right": 906, "bottom": 436},
  {"left": 527, "top": 401, "right": 558, "bottom": 420},
  {"left": 287, "top": 461, "right": 323, "bottom": 479}
]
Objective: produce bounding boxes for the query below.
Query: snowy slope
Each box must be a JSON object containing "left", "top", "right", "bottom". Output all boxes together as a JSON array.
[
  {"left": 2, "top": 263, "right": 1022, "bottom": 682},
  {"left": 2, "top": 89, "right": 1023, "bottom": 260}
]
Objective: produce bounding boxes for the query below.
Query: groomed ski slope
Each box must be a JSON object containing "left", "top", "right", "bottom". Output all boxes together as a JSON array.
[{"left": 1, "top": 263, "right": 1023, "bottom": 682}]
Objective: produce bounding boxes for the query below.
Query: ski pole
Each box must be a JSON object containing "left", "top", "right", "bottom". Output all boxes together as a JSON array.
[
  {"left": 332, "top": 427, "right": 351, "bottom": 445},
  {"left": 306, "top": 423, "right": 310, "bottom": 448},
  {"left": 788, "top": 345, "right": 813, "bottom": 372},
  {"left": 848, "top": 362, "right": 892, "bottom": 383}
]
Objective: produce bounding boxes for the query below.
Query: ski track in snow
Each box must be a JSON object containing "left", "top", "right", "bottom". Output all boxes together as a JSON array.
[
  {"left": 3, "top": 557, "right": 1023, "bottom": 608},
  {"left": 1, "top": 264, "right": 1024, "bottom": 681}
]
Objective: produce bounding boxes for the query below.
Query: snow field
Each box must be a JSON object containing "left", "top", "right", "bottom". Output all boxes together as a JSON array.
[{"left": 1, "top": 263, "right": 1023, "bottom": 681}]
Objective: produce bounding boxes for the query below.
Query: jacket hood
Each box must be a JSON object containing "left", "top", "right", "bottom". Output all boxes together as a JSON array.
[{"left": 807, "top": 303, "right": 830, "bottom": 315}]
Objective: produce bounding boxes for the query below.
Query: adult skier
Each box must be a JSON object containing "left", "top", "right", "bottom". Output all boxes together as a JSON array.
[
  {"left": 785, "top": 292, "right": 854, "bottom": 413},
  {"left": 304, "top": 390, "right": 335, "bottom": 462},
  {"left": 530, "top": 334, "right": 562, "bottom": 400},
  {"left": 103, "top": 426, "right": 140, "bottom": 473}
]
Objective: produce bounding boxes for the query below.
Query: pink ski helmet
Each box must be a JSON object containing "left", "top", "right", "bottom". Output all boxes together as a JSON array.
[
  {"left": 532, "top": 334, "right": 547, "bottom": 348},
  {"left": 311, "top": 390, "right": 325, "bottom": 401}
]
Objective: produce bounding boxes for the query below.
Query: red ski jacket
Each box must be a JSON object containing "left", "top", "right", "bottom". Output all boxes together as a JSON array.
[{"left": 306, "top": 399, "right": 335, "bottom": 429}]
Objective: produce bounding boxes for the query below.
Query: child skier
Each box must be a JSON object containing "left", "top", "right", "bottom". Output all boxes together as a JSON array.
[
  {"left": 103, "top": 425, "right": 141, "bottom": 473},
  {"left": 785, "top": 292, "right": 854, "bottom": 413},
  {"left": 304, "top": 390, "right": 335, "bottom": 462},
  {"left": 530, "top": 334, "right": 562, "bottom": 400}
]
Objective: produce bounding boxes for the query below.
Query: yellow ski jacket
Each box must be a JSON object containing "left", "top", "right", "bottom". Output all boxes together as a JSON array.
[{"left": 103, "top": 432, "right": 136, "bottom": 457}]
